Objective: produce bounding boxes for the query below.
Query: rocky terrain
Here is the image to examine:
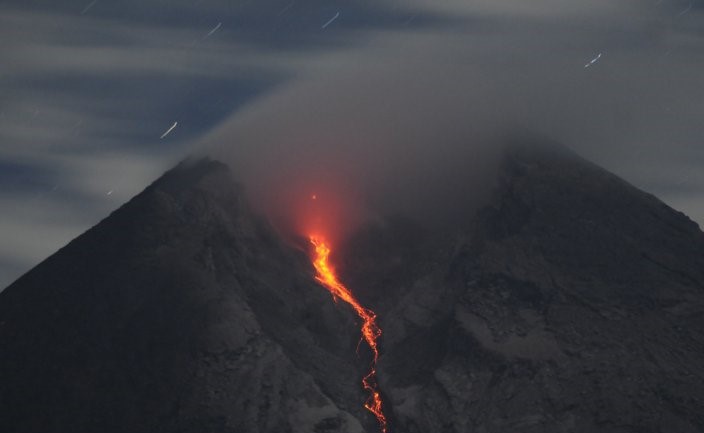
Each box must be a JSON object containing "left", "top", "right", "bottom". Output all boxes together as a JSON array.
[
  {"left": 0, "top": 160, "right": 371, "bottom": 433},
  {"left": 2, "top": 145, "right": 704, "bottom": 433},
  {"left": 343, "top": 145, "right": 704, "bottom": 433}
]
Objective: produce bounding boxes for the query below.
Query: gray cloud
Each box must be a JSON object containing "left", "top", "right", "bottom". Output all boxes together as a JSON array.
[{"left": 202, "top": 0, "right": 704, "bottom": 241}]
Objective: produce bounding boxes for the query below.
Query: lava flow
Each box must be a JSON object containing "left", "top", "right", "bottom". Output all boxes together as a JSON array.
[{"left": 309, "top": 235, "right": 388, "bottom": 433}]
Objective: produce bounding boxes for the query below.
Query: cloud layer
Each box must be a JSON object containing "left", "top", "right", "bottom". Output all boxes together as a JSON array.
[{"left": 204, "top": 0, "right": 704, "bottom": 241}]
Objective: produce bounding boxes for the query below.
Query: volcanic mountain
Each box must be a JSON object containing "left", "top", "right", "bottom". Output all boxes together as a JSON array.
[{"left": 2, "top": 145, "right": 704, "bottom": 433}]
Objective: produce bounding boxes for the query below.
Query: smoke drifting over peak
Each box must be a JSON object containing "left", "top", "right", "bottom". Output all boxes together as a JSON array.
[
  {"left": 202, "top": 0, "right": 704, "bottom": 240},
  {"left": 2, "top": 0, "right": 704, "bottom": 286},
  {"left": 202, "top": 35, "right": 510, "bottom": 241}
]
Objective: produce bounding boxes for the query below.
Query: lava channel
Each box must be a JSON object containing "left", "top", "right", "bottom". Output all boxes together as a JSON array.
[{"left": 309, "top": 235, "right": 388, "bottom": 433}]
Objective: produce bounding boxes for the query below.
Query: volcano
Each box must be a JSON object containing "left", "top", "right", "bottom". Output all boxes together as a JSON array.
[{"left": 2, "top": 145, "right": 704, "bottom": 433}]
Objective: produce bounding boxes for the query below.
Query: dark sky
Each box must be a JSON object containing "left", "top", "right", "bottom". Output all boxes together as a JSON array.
[{"left": 1, "top": 0, "right": 703, "bottom": 288}]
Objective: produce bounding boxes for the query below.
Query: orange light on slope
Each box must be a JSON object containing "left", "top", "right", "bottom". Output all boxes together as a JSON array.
[{"left": 309, "top": 235, "right": 388, "bottom": 433}]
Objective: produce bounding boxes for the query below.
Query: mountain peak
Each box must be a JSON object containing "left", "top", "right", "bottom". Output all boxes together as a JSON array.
[
  {"left": 150, "top": 157, "right": 230, "bottom": 194},
  {"left": 0, "top": 156, "right": 371, "bottom": 433},
  {"left": 2, "top": 148, "right": 704, "bottom": 433}
]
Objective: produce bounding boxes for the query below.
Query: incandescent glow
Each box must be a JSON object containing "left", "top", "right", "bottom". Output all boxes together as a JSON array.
[{"left": 309, "top": 235, "right": 388, "bottom": 433}]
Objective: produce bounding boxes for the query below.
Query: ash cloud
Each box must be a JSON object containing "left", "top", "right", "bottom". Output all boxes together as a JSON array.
[
  {"left": 203, "top": 0, "right": 704, "bottom": 240},
  {"left": 201, "top": 39, "right": 507, "bottom": 241}
]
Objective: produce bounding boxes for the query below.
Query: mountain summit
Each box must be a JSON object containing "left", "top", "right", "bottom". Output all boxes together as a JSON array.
[
  {"left": 348, "top": 145, "right": 704, "bottom": 432},
  {"left": 2, "top": 147, "right": 704, "bottom": 433},
  {"left": 0, "top": 158, "right": 368, "bottom": 433}
]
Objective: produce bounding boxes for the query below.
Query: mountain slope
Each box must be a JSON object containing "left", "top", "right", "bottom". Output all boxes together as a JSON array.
[
  {"left": 344, "top": 145, "right": 704, "bottom": 433},
  {"left": 2, "top": 145, "right": 704, "bottom": 433},
  {"left": 0, "top": 159, "right": 371, "bottom": 433}
]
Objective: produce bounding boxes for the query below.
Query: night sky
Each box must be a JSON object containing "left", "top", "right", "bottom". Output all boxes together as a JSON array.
[{"left": 2, "top": 0, "right": 703, "bottom": 288}]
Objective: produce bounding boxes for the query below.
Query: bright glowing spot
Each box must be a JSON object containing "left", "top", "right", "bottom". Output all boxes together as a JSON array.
[{"left": 309, "top": 235, "right": 388, "bottom": 432}]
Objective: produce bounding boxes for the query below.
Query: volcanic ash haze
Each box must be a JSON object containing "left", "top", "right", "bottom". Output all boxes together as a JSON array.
[
  {"left": 197, "top": 1, "right": 704, "bottom": 237},
  {"left": 199, "top": 34, "right": 523, "bottom": 242}
]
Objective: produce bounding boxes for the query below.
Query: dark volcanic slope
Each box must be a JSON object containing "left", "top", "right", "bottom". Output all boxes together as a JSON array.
[
  {"left": 346, "top": 145, "right": 704, "bottom": 433},
  {"left": 2, "top": 146, "right": 704, "bottom": 433},
  {"left": 0, "top": 159, "right": 372, "bottom": 433}
]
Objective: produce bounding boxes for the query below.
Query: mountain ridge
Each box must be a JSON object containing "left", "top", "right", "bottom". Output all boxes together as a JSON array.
[
  {"left": 2, "top": 145, "right": 704, "bottom": 433},
  {"left": 0, "top": 157, "right": 371, "bottom": 433}
]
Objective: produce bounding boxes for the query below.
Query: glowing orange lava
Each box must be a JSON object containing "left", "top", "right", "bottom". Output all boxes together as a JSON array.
[{"left": 309, "top": 235, "right": 388, "bottom": 433}]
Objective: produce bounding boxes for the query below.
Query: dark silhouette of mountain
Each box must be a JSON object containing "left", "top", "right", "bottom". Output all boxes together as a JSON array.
[
  {"left": 342, "top": 144, "right": 704, "bottom": 433},
  {"left": 2, "top": 145, "right": 704, "bottom": 433},
  {"left": 0, "top": 159, "right": 370, "bottom": 433}
]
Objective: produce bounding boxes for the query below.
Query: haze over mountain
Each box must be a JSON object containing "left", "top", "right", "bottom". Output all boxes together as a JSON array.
[
  {"left": 3, "top": 0, "right": 704, "bottom": 291},
  {"left": 1, "top": 143, "right": 703, "bottom": 433}
]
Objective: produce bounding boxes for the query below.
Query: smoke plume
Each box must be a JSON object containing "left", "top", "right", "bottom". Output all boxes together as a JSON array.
[{"left": 200, "top": 0, "right": 704, "bottom": 240}]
